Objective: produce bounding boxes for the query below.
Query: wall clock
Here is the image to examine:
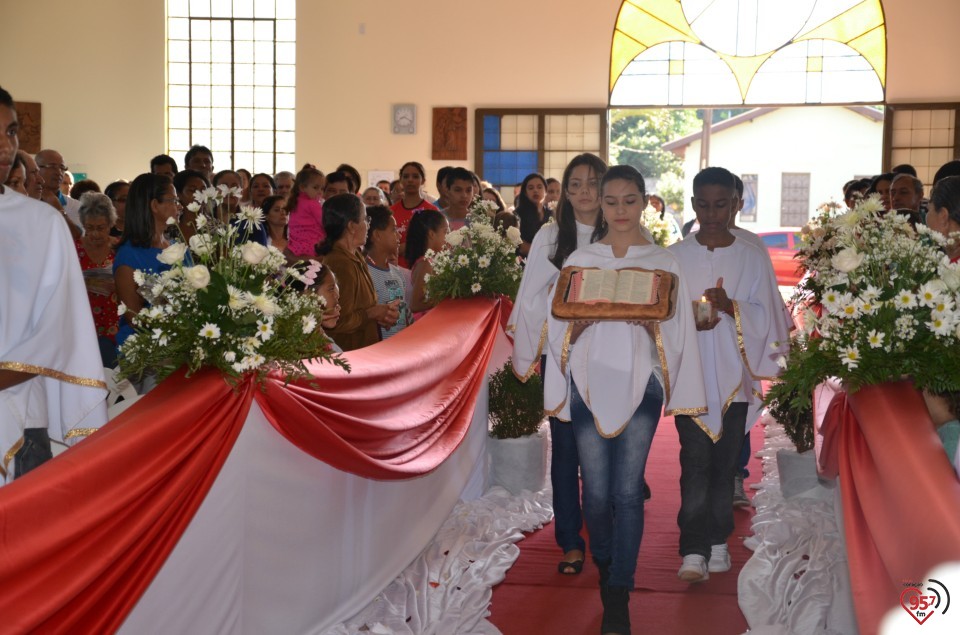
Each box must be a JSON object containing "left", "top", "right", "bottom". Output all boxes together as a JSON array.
[{"left": 393, "top": 104, "right": 416, "bottom": 134}]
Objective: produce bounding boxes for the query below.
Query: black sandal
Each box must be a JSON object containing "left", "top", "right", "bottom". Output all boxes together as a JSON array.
[{"left": 558, "top": 558, "right": 584, "bottom": 575}]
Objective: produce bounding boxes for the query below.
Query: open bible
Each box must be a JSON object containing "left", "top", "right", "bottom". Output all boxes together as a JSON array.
[
  {"left": 552, "top": 266, "right": 678, "bottom": 322},
  {"left": 567, "top": 269, "right": 660, "bottom": 305}
]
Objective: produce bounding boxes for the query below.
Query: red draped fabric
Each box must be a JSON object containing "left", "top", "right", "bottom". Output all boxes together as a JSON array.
[
  {"left": 828, "top": 381, "right": 960, "bottom": 634},
  {"left": 0, "top": 367, "right": 252, "bottom": 634},
  {"left": 258, "top": 297, "right": 506, "bottom": 478},
  {"left": 0, "top": 297, "right": 507, "bottom": 633}
]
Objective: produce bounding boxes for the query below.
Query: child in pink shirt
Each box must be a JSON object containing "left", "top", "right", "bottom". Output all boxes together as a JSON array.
[{"left": 287, "top": 164, "right": 326, "bottom": 258}]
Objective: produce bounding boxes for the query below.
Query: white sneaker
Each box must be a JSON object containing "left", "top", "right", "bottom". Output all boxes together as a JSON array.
[
  {"left": 708, "top": 544, "right": 731, "bottom": 572},
  {"left": 678, "top": 554, "right": 709, "bottom": 582}
]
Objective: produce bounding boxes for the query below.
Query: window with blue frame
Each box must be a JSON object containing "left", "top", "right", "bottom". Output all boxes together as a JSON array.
[{"left": 475, "top": 109, "right": 608, "bottom": 204}]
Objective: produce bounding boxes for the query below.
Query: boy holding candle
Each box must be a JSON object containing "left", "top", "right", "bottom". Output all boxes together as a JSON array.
[{"left": 668, "top": 167, "right": 788, "bottom": 582}]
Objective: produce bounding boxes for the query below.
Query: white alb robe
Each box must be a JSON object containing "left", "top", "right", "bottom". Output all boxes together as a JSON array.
[
  {"left": 0, "top": 189, "right": 109, "bottom": 483},
  {"left": 507, "top": 220, "right": 594, "bottom": 381},
  {"left": 668, "top": 235, "right": 789, "bottom": 440},
  {"left": 543, "top": 242, "right": 707, "bottom": 437}
]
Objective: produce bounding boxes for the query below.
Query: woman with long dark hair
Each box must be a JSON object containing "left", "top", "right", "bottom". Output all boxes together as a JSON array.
[
  {"left": 508, "top": 154, "right": 607, "bottom": 577},
  {"left": 316, "top": 194, "right": 399, "bottom": 350},
  {"left": 113, "top": 173, "right": 183, "bottom": 350},
  {"left": 543, "top": 165, "right": 706, "bottom": 633},
  {"left": 514, "top": 172, "right": 550, "bottom": 257}
]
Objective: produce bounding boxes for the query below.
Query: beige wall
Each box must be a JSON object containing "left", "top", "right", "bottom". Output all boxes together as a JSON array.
[
  {"left": 1, "top": 0, "right": 957, "bottom": 187},
  {"left": 2, "top": 0, "right": 165, "bottom": 185}
]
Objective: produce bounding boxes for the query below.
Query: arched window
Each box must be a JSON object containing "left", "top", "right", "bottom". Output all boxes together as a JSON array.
[{"left": 609, "top": 0, "right": 886, "bottom": 106}]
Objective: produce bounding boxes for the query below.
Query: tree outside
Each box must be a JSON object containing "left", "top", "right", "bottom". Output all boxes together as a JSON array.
[{"left": 609, "top": 108, "right": 751, "bottom": 211}]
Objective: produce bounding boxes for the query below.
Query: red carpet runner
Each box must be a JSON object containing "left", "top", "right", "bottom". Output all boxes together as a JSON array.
[{"left": 489, "top": 414, "right": 763, "bottom": 634}]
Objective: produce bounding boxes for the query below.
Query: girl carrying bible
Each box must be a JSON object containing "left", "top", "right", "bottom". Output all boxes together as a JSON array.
[{"left": 542, "top": 165, "right": 707, "bottom": 635}]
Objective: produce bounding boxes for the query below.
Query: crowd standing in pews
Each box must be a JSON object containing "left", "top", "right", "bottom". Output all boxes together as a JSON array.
[{"left": 3, "top": 89, "right": 960, "bottom": 627}]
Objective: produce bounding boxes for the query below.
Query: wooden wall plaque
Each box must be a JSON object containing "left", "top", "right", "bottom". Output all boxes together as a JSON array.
[
  {"left": 432, "top": 107, "right": 467, "bottom": 161},
  {"left": 17, "top": 102, "right": 41, "bottom": 154}
]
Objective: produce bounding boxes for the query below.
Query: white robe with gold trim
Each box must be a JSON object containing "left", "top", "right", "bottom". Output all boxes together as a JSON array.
[
  {"left": 0, "top": 189, "right": 108, "bottom": 482},
  {"left": 668, "top": 235, "right": 789, "bottom": 440},
  {"left": 543, "top": 242, "right": 707, "bottom": 437},
  {"left": 507, "top": 220, "right": 594, "bottom": 381}
]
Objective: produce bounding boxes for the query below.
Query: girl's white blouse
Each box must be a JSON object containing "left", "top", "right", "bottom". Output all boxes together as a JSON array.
[{"left": 542, "top": 242, "right": 707, "bottom": 437}]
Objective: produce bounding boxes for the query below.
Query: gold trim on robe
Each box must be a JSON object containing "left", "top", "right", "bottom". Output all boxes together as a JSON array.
[
  {"left": 0, "top": 362, "right": 108, "bottom": 390},
  {"left": 732, "top": 302, "right": 781, "bottom": 381},
  {"left": 1, "top": 437, "right": 24, "bottom": 479},
  {"left": 653, "top": 323, "right": 672, "bottom": 405},
  {"left": 511, "top": 321, "right": 548, "bottom": 383},
  {"left": 64, "top": 428, "right": 99, "bottom": 440}
]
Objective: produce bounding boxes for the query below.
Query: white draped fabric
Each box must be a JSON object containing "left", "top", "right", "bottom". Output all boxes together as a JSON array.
[
  {"left": 738, "top": 413, "right": 857, "bottom": 635},
  {"left": 120, "top": 331, "right": 514, "bottom": 634}
]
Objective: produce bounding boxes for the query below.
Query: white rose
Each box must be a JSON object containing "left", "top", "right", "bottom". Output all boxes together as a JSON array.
[
  {"left": 831, "top": 247, "right": 864, "bottom": 273},
  {"left": 446, "top": 231, "right": 464, "bottom": 247},
  {"left": 505, "top": 226, "right": 522, "bottom": 246},
  {"left": 189, "top": 233, "right": 214, "bottom": 257},
  {"left": 240, "top": 241, "right": 269, "bottom": 265},
  {"left": 184, "top": 265, "right": 211, "bottom": 290},
  {"left": 157, "top": 242, "right": 187, "bottom": 265}
]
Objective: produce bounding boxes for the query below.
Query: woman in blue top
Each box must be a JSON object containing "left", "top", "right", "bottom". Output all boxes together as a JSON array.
[{"left": 113, "top": 173, "right": 182, "bottom": 349}]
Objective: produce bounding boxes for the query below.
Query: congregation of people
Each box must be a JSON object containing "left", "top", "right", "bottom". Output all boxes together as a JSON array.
[{"left": 5, "top": 80, "right": 960, "bottom": 635}]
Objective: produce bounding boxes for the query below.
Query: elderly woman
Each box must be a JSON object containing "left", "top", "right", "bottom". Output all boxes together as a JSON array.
[
  {"left": 926, "top": 176, "right": 960, "bottom": 262},
  {"left": 76, "top": 192, "right": 120, "bottom": 367}
]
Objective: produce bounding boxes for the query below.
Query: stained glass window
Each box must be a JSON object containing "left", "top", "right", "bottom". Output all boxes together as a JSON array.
[
  {"left": 610, "top": 0, "right": 885, "bottom": 106},
  {"left": 167, "top": 0, "right": 295, "bottom": 174}
]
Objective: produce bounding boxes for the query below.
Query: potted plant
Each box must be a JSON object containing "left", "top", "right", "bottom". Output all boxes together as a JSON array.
[{"left": 487, "top": 359, "right": 546, "bottom": 495}]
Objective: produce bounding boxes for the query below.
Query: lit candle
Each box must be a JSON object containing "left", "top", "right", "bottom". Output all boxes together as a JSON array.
[{"left": 694, "top": 295, "right": 715, "bottom": 324}]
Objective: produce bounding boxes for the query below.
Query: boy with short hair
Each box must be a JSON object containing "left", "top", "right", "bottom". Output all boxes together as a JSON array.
[
  {"left": 668, "top": 167, "right": 788, "bottom": 583},
  {"left": 440, "top": 167, "right": 475, "bottom": 231}
]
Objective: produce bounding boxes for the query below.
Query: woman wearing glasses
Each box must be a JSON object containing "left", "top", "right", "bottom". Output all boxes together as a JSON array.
[{"left": 113, "top": 173, "right": 184, "bottom": 351}]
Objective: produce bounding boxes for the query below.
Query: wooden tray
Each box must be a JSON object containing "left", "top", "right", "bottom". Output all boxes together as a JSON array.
[{"left": 551, "top": 266, "right": 678, "bottom": 322}]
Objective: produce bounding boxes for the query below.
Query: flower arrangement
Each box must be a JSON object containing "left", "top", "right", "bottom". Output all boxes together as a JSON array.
[
  {"left": 488, "top": 359, "right": 544, "bottom": 439},
  {"left": 767, "top": 194, "right": 960, "bottom": 416},
  {"left": 424, "top": 216, "right": 523, "bottom": 302},
  {"left": 641, "top": 206, "right": 677, "bottom": 247},
  {"left": 118, "top": 185, "right": 348, "bottom": 385},
  {"left": 468, "top": 197, "right": 500, "bottom": 226}
]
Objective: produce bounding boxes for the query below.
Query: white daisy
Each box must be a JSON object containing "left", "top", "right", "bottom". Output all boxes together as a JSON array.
[
  {"left": 199, "top": 323, "right": 221, "bottom": 339},
  {"left": 866, "top": 329, "right": 885, "bottom": 349},
  {"left": 840, "top": 346, "right": 860, "bottom": 370},
  {"left": 256, "top": 319, "right": 274, "bottom": 341},
  {"left": 471, "top": 282, "right": 482, "bottom": 293}
]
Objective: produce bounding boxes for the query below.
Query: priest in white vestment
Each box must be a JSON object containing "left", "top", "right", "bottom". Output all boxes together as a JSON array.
[{"left": 0, "top": 88, "right": 108, "bottom": 483}]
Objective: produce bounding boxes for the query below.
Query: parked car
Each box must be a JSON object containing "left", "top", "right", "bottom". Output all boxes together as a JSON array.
[{"left": 757, "top": 230, "right": 803, "bottom": 286}]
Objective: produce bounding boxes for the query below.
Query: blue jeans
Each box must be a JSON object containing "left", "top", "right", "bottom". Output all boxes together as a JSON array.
[
  {"left": 675, "top": 403, "right": 747, "bottom": 559},
  {"left": 571, "top": 376, "right": 663, "bottom": 589}
]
